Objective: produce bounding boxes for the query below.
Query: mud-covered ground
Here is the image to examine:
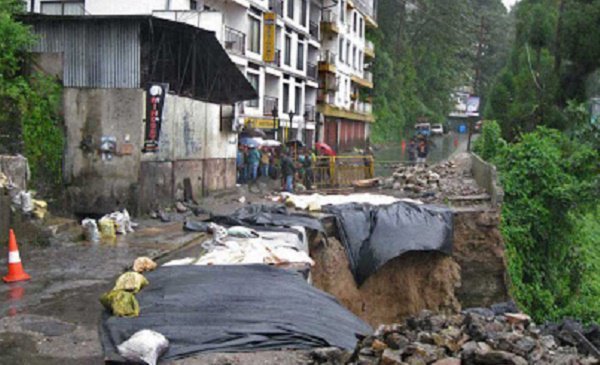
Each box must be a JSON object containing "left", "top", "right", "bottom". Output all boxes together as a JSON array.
[{"left": 0, "top": 220, "right": 206, "bottom": 364}]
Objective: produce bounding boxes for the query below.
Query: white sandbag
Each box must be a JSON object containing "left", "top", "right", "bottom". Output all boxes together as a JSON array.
[
  {"left": 227, "top": 226, "right": 259, "bottom": 238},
  {"left": 117, "top": 329, "right": 169, "bottom": 365},
  {"left": 82, "top": 218, "right": 100, "bottom": 242}
]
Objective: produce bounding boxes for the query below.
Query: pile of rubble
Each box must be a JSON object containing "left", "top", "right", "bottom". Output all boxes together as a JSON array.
[
  {"left": 380, "top": 158, "right": 485, "bottom": 202},
  {"left": 310, "top": 309, "right": 599, "bottom": 365}
]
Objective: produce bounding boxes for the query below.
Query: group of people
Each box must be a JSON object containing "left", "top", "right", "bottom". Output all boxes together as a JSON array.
[
  {"left": 236, "top": 145, "right": 317, "bottom": 193},
  {"left": 407, "top": 136, "right": 430, "bottom": 166}
]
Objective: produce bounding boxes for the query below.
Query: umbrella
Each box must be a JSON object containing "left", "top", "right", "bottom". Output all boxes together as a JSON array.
[
  {"left": 244, "top": 128, "right": 267, "bottom": 138},
  {"left": 239, "top": 137, "right": 262, "bottom": 148},
  {"left": 315, "top": 142, "right": 336, "bottom": 156},
  {"left": 285, "top": 140, "right": 305, "bottom": 148},
  {"left": 260, "top": 139, "right": 281, "bottom": 147}
]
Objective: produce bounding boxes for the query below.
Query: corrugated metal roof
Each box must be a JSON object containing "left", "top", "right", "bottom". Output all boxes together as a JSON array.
[{"left": 31, "top": 20, "right": 140, "bottom": 88}]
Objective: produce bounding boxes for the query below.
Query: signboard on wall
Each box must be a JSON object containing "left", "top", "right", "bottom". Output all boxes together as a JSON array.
[
  {"left": 143, "top": 83, "right": 169, "bottom": 152},
  {"left": 246, "top": 117, "right": 277, "bottom": 129},
  {"left": 466, "top": 96, "right": 480, "bottom": 117},
  {"left": 263, "top": 12, "right": 276, "bottom": 63}
]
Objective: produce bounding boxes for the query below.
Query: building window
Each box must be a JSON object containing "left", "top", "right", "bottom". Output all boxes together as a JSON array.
[
  {"left": 346, "top": 41, "right": 350, "bottom": 65},
  {"left": 287, "top": 0, "right": 294, "bottom": 20},
  {"left": 41, "top": 0, "right": 85, "bottom": 15},
  {"left": 190, "top": 0, "right": 197, "bottom": 10},
  {"left": 359, "top": 51, "right": 363, "bottom": 69},
  {"left": 301, "top": 0, "right": 307, "bottom": 26},
  {"left": 283, "top": 83, "right": 290, "bottom": 112},
  {"left": 359, "top": 18, "right": 364, "bottom": 37},
  {"left": 339, "top": 38, "right": 344, "bottom": 62},
  {"left": 247, "top": 72, "right": 260, "bottom": 107},
  {"left": 352, "top": 47, "right": 356, "bottom": 69},
  {"left": 297, "top": 41, "right": 304, "bottom": 70},
  {"left": 295, "top": 86, "right": 302, "bottom": 114},
  {"left": 339, "top": 0, "right": 345, "bottom": 23},
  {"left": 284, "top": 34, "right": 292, "bottom": 66},
  {"left": 353, "top": 13, "right": 357, "bottom": 33},
  {"left": 248, "top": 15, "right": 261, "bottom": 54}
]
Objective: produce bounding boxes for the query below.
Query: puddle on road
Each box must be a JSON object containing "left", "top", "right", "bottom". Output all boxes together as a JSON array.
[{"left": 28, "top": 282, "right": 107, "bottom": 327}]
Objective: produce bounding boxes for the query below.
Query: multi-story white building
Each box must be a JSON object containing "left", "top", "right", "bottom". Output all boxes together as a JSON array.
[
  {"left": 25, "top": 0, "right": 323, "bottom": 147},
  {"left": 25, "top": 0, "right": 375, "bottom": 150},
  {"left": 318, "top": 0, "right": 376, "bottom": 151}
]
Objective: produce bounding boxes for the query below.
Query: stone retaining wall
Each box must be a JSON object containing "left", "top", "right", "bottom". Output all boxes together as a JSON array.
[{"left": 470, "top": 153, "right": 504, "bottom": 207}]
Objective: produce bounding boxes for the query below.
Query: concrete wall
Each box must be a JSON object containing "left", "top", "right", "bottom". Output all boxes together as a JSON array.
[
  {"left": 62, "top": 88, "right": 236, "bottom": 215},
  {"left": 471, "top": 153, "right": 504, "bottom": 207},
  {"left": 139, "top": 94, "right": 238, "bottom": 212},
  {"left": 63, "top": 88, "right": 144, "bottom": 215}
]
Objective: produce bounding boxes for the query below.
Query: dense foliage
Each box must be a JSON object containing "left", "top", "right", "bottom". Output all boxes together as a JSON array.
[
  {"left": 495, "top": 128, "right": 597, "bottom": 322},
  {"left": 470, "top": 0, "right": 600, "bottom": 323},
  {"left": 370, "top": 0, "right": 511, "bottom": 142},
  {"left": 472, "top": 120, "right": 505, "bottom": 161},
  {"left": 485, "top": 0, "right": 600, "bottom": 141},
  {"left": 0, "top": 1, "right": 64, "bottom": 190}
]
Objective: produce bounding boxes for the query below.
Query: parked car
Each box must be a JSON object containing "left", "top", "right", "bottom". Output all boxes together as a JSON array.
[
  {"left": 414, "top": 123, "right": 431, "bottom": 136},
  {"left": 431, "top": 124, "right": 444, "bottom": 135}
]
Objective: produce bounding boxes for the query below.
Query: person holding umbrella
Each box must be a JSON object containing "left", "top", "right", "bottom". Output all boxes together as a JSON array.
[{"left": 248, "top": 145, "right": 261, "bottom": 182}]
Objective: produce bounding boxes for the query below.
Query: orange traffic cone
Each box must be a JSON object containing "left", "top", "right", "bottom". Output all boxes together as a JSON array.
[{"left": 3, "top": 229, "right": 31, "bottom": 283}]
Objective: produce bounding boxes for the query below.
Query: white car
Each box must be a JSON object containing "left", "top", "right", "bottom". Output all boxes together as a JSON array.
[{"left": 431, "top": 124, "right": 444, "bottom": 135}]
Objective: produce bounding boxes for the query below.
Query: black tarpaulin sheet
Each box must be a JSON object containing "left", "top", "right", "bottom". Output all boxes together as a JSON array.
[
  {"left": 100, "top": 265, "right": 371, "bottom": 362},
  {"left": 209, "top": 204, "right": 324, "bottom": 232},
  {"left": 323, "top": 202, "right": 453, "bottom": 286}
]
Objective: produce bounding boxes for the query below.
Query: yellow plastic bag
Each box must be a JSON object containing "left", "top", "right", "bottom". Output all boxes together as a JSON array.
[
  {"left": 100, "top": 290, "right": 140, "bottom": 317},
  {"left": 99, "top": 217, "right": 116, "bottom": 240},
  {"left": 114, "top": 272, "right": 149, "bottom": 293}
]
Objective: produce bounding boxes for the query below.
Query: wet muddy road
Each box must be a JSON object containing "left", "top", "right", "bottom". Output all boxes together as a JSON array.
[{"left": 0, "top": 221, "right": 205, "bottom": 364}]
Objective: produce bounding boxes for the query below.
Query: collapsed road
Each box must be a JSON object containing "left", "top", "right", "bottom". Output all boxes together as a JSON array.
[{"left": 1, "top": 153, "right": 597, "bottom": 364}]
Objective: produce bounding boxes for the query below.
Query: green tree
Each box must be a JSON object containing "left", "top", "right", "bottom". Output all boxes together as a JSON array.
[
  {"left": 0, "top": 2, "right": 64, "bottom": 190},
  {"left": 497, "top": 127, "right": 598, "bottom": 322}
]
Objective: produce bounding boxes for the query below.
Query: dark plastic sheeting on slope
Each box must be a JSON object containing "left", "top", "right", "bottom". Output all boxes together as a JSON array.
[
  {"left": 100, "top": 265, "right": 371, "bottom": 362},
  {"left": 209, "top": 204, "right": 324, "bottom": 232},
  {"left": 323, "top": 202, "right": 453, "bottom": 286}
]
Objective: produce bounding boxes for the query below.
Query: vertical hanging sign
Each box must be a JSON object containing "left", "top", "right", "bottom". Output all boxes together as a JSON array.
[
  {"left": 263, "top": 12, "right": 276, "bottom": 63},
  {"left": 143, "top": 83, "right": 169, "bottom": 152}
]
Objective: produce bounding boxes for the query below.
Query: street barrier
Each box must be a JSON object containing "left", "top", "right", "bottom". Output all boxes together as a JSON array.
[{"left": 313, "top": 156, "right": 374, "bottom": 188}]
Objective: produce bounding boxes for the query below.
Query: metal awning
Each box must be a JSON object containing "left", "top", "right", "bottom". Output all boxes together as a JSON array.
[{"left": 22, "top": 14, "right": 257, "bottom": 104}]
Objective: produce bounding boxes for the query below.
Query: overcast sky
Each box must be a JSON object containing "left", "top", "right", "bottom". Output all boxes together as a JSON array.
[{"left": 503, "top": 0, "right": 518, "bottom": 10}]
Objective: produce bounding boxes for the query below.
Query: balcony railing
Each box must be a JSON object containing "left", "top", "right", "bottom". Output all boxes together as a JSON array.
[
  {"left": 365, "top": 39, "right": 374, "bottom": 51},
  {"left": 224, "top": 26, "right": 246, "bottom": 56},
  {"left": 364, "top": 70, "right": 373, "bottom": 83},
  {"left": 246, "top": 98, "right": 259, "bottom": 108},
  {"left": 307, "top": 62, "right": 318, "bottom": 80},
  {"left": 318, "top": 92, "right": 336, "bottom": 104},
  {"left": 264, "top": 96, "right": 279, "bottom": 116},
  {"left": 322, "top": 10, "right": 337, "bottom": 23},
  {"left": 320, "top": 50, "right": 337, "bottom": 65},
  {"left": 353, "top": 101, "right": 373, "bottom": 114},
  {"left": 305, "top": 105, "right": 316, "bottom": 121},
  {"left": 319, "top": 75, "right": 338, "bottom": 91},
  {"left": 269, "top": 0, "right": 284, "bottom": 16},
  {"left": 268, "top": 49, "right": 281, "bottom": 67},
  {"left": 309, "top": 20, "right": 319, "bottom": 39}
]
